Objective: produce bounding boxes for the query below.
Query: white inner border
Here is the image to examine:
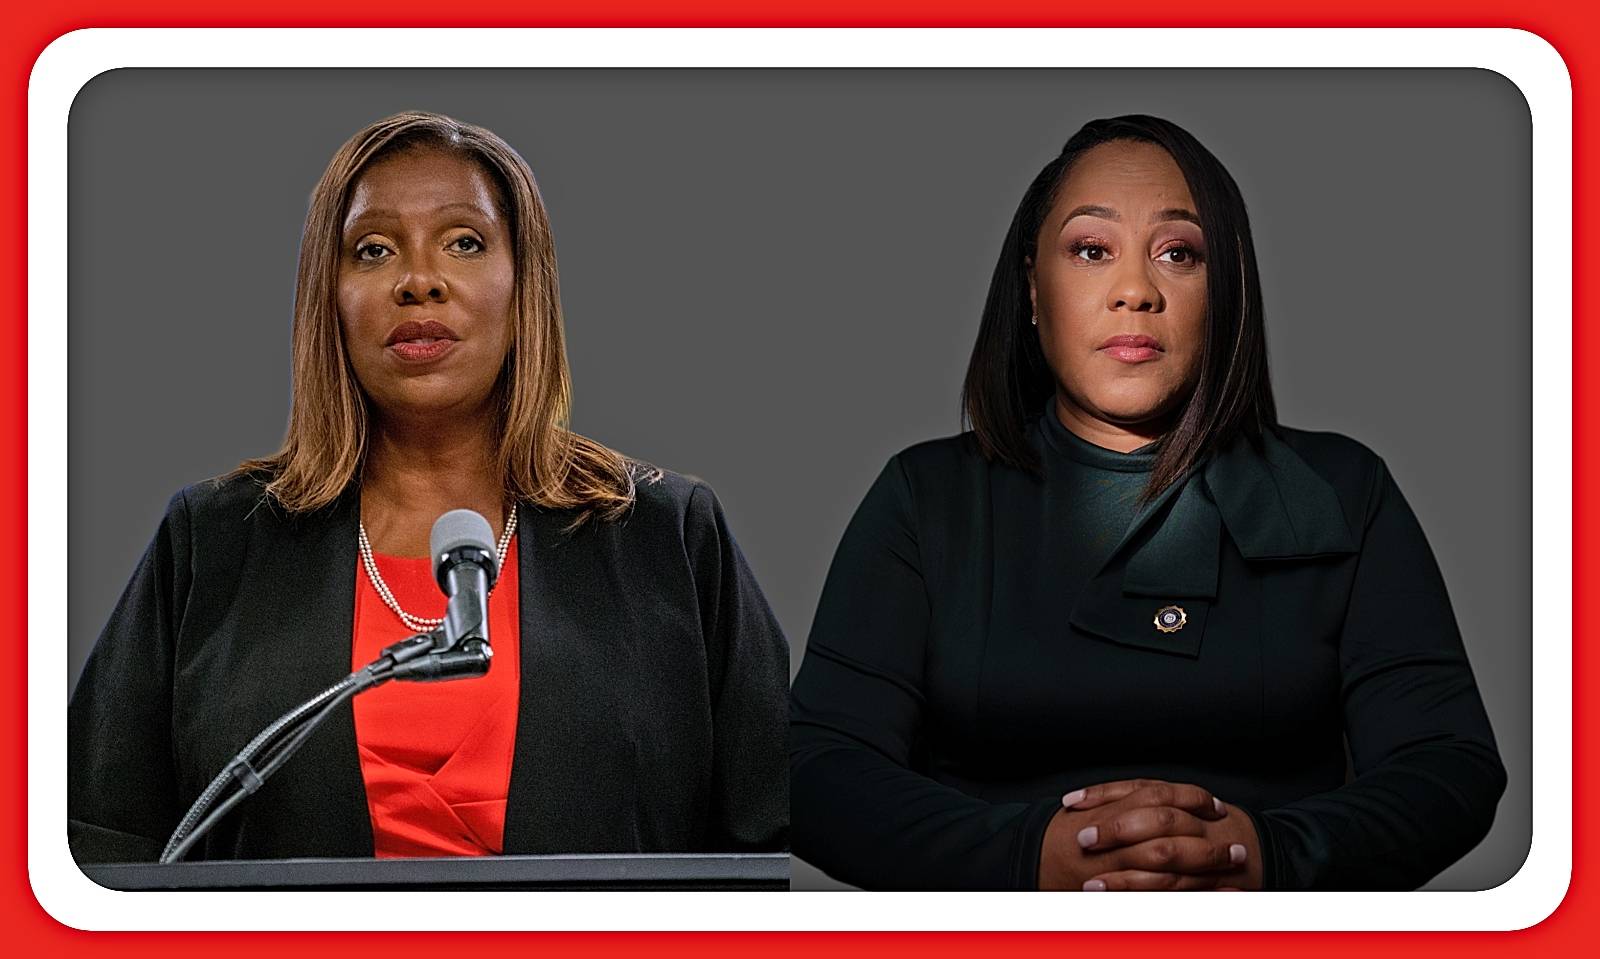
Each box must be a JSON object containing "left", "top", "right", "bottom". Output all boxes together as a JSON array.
[{"left": 28, "top": 27, "right": 1572, "bottom": 932}]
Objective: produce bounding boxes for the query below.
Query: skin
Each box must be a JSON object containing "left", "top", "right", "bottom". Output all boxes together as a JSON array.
[
  {"left": 1038, "top": 780, "right": 1263, "bottom": 892},
  {"left": 1027, "top": 139, "right": 1208, "bottom": 453},
  {"left": 1026, "top": 142, "right": 1264, "bottom": 890},
  {"left": 337, "top": 147, "right": 517, "bottom": 557}
]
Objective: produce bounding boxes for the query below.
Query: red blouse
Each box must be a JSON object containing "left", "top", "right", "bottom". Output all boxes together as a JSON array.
[{"left": 350, "top": 537, "right": 520, "bottom": 858}]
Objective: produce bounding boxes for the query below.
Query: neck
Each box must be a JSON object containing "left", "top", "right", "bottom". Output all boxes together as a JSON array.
[
  {"left": 1053, "top": 394, "right": 1167, "bottom": 454},
  {"left": 359, "top": 413, "right": 509, "bottom": 558}
]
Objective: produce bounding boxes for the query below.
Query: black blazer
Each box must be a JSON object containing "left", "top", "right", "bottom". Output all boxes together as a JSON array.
[
  {"left": 790, "top": 423, "right": 1507, "bottom": 890},
  {"left": 70, "top": 469, "right": 790, "bottom": 863}
]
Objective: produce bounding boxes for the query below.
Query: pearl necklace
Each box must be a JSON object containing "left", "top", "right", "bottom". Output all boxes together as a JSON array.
[{"left": 358, "top": 504, "right": 518, "bottom": 633}]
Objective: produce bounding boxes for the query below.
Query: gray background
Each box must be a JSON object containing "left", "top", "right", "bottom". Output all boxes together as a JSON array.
[{"left": 68, "top": 68, "right": 1532, "bottom": 891}]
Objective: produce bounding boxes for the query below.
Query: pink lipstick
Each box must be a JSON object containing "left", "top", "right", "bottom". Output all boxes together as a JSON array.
[{"left": 1098, "top": 334, "right": 1163, "bottom": 364}]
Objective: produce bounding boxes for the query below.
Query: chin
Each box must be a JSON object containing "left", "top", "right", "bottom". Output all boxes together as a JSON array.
[{"left": 1085, "top": 389, "right": 1174, "bottom": 426}]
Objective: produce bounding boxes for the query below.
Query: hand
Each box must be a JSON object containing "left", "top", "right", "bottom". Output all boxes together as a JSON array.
[
  {"left": 1061, "top": 779, "right": 1264, "bottom": 891},
  {"left": 1038, "top": 778, "right": 1250, "bottom": 891}
]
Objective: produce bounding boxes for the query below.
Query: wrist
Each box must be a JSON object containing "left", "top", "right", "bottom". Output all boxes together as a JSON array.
[
  {"left": 1038, "top": 807, "right": 1080, "bottom": 890},
  {"left": 1229, "top": 802, "right": 1275, "bottom": 890},
  {"left": 1218, "top": 801, "right": 1267, "bottom": 890}
]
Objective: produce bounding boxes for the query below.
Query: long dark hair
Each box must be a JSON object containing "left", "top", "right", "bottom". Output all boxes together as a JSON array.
[{"left": 961, "top": 115, "right": 1276, "bottom": 502}]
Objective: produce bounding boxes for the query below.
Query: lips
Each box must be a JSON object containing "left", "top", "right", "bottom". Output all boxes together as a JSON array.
[
  {"left": 1098, "top": 333, "right": 1163, "bottom": 365},
  {"left": 1098, "top": 334, "right": 1163, "bottom": 351},
  {"left": 385, "top": 319, "right": 460, "bottom": 347},
  {"left": 389, "top": 339, "right": 456, "bottom": 362},
  {"left": 384, "top": 320, "right": 460, "bottom": 364}
]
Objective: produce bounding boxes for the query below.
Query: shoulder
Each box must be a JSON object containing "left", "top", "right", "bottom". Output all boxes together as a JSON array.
[
  {"left": 890, "top": 432, "right": 986, "bottom": 477},
  {"left": 1272, "top": 424, "right": 1383, "bottom": 477},
  {"left": 609, "top": 462, "right": 728, "bottom": 540},
  {"left": 881, "top": 432, "right": 989, "bottom": 503},
  {"left": 889, "top": 432, "right": 998, "bottom": 515},
  {"left": 126, "top": 470, "right": 291, "bottom": 580},
  {"left": 1268, "top": 424, "right": 1390, "bottom": 517},
  {"left": 161, "top": 469, "right": 278, "bottom": 532},
  {"left": 628, "top": 462, "right": 707, "bottom": 513},
  {"left": 588, "top": 465, "right": 750, "bottom": 580},
  {"left": 821, "top": 433, "right": 992, "bottom": 543},
  {"left": 165, "top": 468, "right": 350, "bottom": 548}
]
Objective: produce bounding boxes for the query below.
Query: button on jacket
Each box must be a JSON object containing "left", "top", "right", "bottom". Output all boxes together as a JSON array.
[
  {"left": 790, "top": 417, "right": 1507, "bottom": 890},
  {"left": 70, "top": 469, "right": 790, "bottom": 863}
]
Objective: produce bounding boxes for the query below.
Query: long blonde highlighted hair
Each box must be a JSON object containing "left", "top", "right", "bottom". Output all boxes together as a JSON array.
[{"left": 236, "top": 111, "right": 646, "bottom": 521}]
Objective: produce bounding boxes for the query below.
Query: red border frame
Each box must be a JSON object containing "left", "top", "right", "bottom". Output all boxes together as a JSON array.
[{"left": 6, "top": 2, "right": 1588, "bottom": 955}]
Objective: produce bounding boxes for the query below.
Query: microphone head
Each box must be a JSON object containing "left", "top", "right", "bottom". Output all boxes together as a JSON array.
[{"left": 430, "top": 508, "right": 499, "bottom": 589}]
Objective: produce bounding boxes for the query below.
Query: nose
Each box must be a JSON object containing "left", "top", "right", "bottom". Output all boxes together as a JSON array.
[
  {"left": 1105, "top": 259, "right": 1163, "bottom": 313},
  {"left": 393, "top": 263, "right": 449, "bottom": 305}
]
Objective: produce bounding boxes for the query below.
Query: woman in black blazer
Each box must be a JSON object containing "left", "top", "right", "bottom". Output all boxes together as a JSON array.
[
  {"left": 69, "top": 111, "right": 789, "bottom": 863},
  {"left": 789, "top": 115, "right": 1506, "bottom": 891}
]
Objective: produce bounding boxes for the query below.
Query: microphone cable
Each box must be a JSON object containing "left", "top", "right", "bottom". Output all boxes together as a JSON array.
[{"left": 159, "top": 632, "right": 485, "bottom": 865}]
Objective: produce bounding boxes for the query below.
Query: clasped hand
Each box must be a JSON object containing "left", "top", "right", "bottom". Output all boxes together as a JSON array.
[{"left": 1038, "top": 778, "right": 1263, "bottom": 891}]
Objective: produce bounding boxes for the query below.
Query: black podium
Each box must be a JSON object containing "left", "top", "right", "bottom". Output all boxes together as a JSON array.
[{"left": 80, "top": 853, "right": 790, "bottom": 891}]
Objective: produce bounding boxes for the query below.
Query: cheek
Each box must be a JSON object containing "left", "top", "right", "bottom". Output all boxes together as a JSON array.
[
  {"left": 1036, "top": 285, "right": 1100, "bottom": 352},
  {"left": 1036, "top": 268, "right": 1098, "bottom": 314},
  {"left": 487, "top": 282, "right": 517, "bottom": 350},
  {"left": 492, "top": 276, "right": 517, "bottom": 323},
  {"left": 472, "top": 258, "right": 517, "bottom": 322},
  {"left": 334, "top": 292, "right": 360, "bottom": 356},
  {"left": 336, "top": 275, "right": 376, "bottom": 333},
  {"left": 474, "top": 270, "right": 517, "bottom": 362},
  {"left": 1171, "top": 283, "right": 1208, "bottom": 374}
]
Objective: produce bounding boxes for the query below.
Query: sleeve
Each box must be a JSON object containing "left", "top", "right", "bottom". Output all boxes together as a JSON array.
[
  {"left": 1251, "top": 456, "right": 1508, "bottom": 889},
  {"left": 789, "top": 457, "right": 1061, "bottom": 890},
  {"left": 683, "top": 482, "right": 791, "bottom": 852},
  {"left": 67, "top": 489, "right": 192, "bottom": 864}
]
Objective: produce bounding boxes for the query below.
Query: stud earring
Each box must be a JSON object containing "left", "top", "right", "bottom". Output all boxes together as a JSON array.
[{"left": 1031, "top": 314, "right": 1038, "bottom": 326}]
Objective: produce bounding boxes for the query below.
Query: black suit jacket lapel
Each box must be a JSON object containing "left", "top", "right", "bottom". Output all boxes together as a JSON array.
[{"left": 235, "top": 485, "right": 374, "bottom": 857}]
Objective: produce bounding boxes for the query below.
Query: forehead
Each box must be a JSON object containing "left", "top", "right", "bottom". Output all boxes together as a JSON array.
[
  {"left": 343, "top": 148, "right": 506, "bottom": 229},
  {"left": 1054, "top": 140, "right": 1195, "bottom": 213}
]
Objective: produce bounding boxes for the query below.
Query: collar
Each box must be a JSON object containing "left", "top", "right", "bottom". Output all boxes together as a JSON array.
[
  {"left": 1068, "top": 427, "right": 1358, "bottom": 657},
  {"left": 1203, "top": 428, "right": 1360, "bottom": 561}
]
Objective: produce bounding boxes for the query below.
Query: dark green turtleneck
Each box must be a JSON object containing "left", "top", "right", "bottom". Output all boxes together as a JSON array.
[{"left": 1036, "top": 400, "right": 1160, "bottom": 598}]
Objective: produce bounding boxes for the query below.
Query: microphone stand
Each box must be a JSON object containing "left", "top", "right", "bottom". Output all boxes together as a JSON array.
[{"left": 158, "top": 601, "right": 492, "bottom": 865}]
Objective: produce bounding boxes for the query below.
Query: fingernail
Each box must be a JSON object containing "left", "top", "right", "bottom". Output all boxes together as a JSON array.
[
  {"left": 1076, "top": 826, "right": 1098, "bottom": 848},
  {"left": 1082, "top": 879, "right": 1107, "bottom": 891},
  {"left": 1229, "top": 843, "right": 1247, "bottom": 864},
  {"left": 1062, "top": 789, "right": 1086, "bottom": 806},
  {"left": 1214, "top": 797, "right": 1225, "bottom": 814}
]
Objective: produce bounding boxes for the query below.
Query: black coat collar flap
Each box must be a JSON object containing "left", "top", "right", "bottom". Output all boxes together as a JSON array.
[
  {"left": 1203, "top": 430, "right": 1359, "bottom": 561},
  {"left": 1068, "top": 429, "right": 1356, "bottom": 658}
]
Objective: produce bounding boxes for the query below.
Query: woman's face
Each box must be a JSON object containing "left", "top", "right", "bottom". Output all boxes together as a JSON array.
[
  {"left": 1027, "top": 140, "right": 1207, "bottom": 441},
  {"left": 337, "top": 147, "right": 517, "bottom": 426}
]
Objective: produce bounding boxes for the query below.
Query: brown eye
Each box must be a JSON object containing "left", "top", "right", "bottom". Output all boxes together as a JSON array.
[
  {"left": 453, "top": 236, "right": 484, "bottom": 253},
  {"left": 356, "top": 242, "right": 390, "bottom": 261},
  {"left": 1071, "top": 242, "right": 1109, "bottom": 262},
  {"left": 1158, "top": 245, "right": 1201, "bottom": 266}
]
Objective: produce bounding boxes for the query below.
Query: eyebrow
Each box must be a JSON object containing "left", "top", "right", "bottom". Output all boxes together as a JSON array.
[
  {"left": 1061, "top": 205, "right": 1202, "bottom": 227},
  {"left": 344, "top": 202, "right": 496, "bottom": 230}
]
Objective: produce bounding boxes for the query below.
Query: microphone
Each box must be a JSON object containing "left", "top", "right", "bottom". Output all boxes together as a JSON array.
[
  {"left": 388, "top": 508, "right": 502, "bottom": 681},
  {"left": 430, "top": 508, "right": 499, "bottom": 651}
]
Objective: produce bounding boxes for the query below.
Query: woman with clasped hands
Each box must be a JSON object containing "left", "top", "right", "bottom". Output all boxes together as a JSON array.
[
  {"left": 69, "top": 112, "right": 789, "bottom": 862},
  {"left": 789, "top": 115, "right": 1505, "bottom": 890}
]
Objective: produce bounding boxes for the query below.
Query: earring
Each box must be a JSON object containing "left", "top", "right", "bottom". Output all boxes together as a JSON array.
[{"left": 1031, "top": 314, "right": 1038, "bottom": 326}]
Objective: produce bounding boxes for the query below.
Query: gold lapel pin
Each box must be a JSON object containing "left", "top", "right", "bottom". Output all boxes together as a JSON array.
[{"left": 1154, "top": 605, "right": 1187, "bottom": 633}]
